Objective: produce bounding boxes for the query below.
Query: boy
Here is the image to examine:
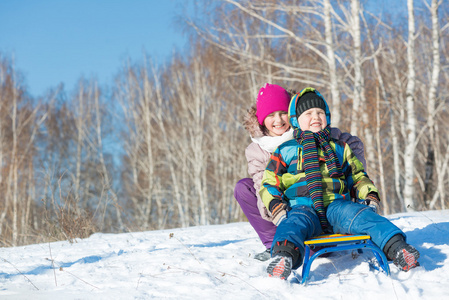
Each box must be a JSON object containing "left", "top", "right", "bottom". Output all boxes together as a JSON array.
[{"left": 260, "top": 87, "right": 420, "bottom": 279}]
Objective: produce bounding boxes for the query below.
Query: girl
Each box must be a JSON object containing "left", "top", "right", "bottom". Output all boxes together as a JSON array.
[{"left": 234, "top": 83, "right": 367, "bottom": 261}]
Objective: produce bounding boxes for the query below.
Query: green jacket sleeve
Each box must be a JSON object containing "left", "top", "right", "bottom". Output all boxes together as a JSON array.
[
  {"left": 260, "top": 148, "right": 288, "bottom": 212},
  {"left": 343, "top": 144, "right": 379, "bottom": 200}
]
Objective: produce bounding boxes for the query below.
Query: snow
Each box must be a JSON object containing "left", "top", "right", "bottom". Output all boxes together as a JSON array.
[{"left": 1, "top": 210, "right": 448, "bottom": 300}]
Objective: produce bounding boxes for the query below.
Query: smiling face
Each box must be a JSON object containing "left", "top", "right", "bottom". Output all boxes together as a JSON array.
[
  {"left": 297, "top": 107, "right": 327, "bottom": 132},
  {"left": 263, "top": 111, "right": 290, "bottom": 136}
]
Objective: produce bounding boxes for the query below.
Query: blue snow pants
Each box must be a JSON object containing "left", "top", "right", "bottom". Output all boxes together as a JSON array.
[{"left": 272, "top": 199, "right": 405, "bottom": 269}]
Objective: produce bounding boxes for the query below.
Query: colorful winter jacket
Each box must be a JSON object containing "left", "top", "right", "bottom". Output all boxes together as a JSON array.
[
  {"left": 259, "top": 88, "right": 378, "bottom": 212},
  {"left": 243, "top": 100, "right": 367, "bottom": 221}
]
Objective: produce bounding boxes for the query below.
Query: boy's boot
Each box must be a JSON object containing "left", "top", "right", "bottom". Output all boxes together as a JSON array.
[
  {"left": 254, "top": 248, "right": 271, "bottom": 261},
  {"left": 384, "top": 234, "right": 420, "bottom": 272},
  {"left": 267, "top": 240, "right": 300, "bottom": 279},
  {"left": 267, "top": 255, "right": 292, "bottom": 279}
]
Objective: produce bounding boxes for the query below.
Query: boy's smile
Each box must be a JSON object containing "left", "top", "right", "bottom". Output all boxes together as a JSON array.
[{"left": 297, "top": 108, "right": 327, "bottom": 133}]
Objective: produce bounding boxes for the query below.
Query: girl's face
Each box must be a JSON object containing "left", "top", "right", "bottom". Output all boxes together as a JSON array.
[
  {"left": 297, "top": 107, "right": 327, "bottom": 132},
  {"left": 263, "top": 111, "right": 290, "bottom": 137}
]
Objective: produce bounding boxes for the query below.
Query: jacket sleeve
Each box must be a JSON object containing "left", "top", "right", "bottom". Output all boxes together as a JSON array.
[
  {"left": 260, "top": 148, "right": 288, "bottom": 212},
  {"left": 331, "top": 127, "right": 366, "bottom": 169},
  {"left": 343, "top": 144, "right": 379, "bottom": 200},
  {"left": 245, "top": 143, "right": 270, "bottom": 200},
  {"left": 245, "top": 143, "right": 273, "bottom": 220}
]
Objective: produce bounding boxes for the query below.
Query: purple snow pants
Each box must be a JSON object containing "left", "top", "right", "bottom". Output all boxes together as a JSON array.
[{"left": 234, "top": 178, "right": 277, "bottom": 249}]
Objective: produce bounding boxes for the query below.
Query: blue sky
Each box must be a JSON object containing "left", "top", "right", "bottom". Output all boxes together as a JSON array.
[
  {"left": 0, "top": 0, "right": 403, "bottom": 97},
  {"left": 0, "top": 0, "right": 190, "bottom": 96}
]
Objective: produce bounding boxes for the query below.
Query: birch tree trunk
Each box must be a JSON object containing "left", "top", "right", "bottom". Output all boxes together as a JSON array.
[
  {"left": 429, "top": 133, "right": 449, "bottom": 209},
  {"left": 323, "top": 0, "right": 341, "bottom": 127},
  {"left": 424, "top": 0, "right": 441, "bottom": 209},
  {"left": 403, "top": 0, "right": 417, "bottom": 212},
  {"left": 0, "top": 63, "right": 8, "bottom": 237},
  {"left": 0, "top": 121, "right": 5, "bottom": 236},
  {"left": 350, "top": 0, "right": 362, "bottom": 137},
  {"left": 74, "top": 83, "right": 84, "bottom": 214},
  {"left": 390, "top": 53, "right": 406, "bottom": 205},
  {"left": 11, "top": 67, "right": 18, "bottom": 246},
  {"left": 141, "top": 67, "right": 156, "bottom": 229},
  {"left": 375, "top": 92, "right": 388, "bottom": 215}
]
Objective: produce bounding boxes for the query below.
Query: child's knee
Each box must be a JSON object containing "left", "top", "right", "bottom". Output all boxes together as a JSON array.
[
  {"left": 288, "top": 206, "right": 322, "bottom": 236},
  {"left": 327, "top": 200, "right": 372, "bottom": 232},
  {"left": 234, "top": 178, "right": 255, "bottom": 200}
]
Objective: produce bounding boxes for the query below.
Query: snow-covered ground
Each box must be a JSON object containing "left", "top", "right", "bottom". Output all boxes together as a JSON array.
[{"left": 1, "top": 210, "right": 448, "bottom": 299}]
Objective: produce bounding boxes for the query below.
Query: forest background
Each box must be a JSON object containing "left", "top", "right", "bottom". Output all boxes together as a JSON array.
[{"left": 1, "top": 0, "right": 448, "bottom": 247}]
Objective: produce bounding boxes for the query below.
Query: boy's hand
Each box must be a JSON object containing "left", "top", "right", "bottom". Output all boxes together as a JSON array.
[
  {"left": 271, "top": 203, "right": 287, "bottom": 226},
  {"left": 365, "top": 193, "right": 381, "bottom": 214}
]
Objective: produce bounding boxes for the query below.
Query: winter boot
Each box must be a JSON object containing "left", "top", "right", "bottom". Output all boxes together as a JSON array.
[
  {"left": 254, "top": 248, "right": 271, "bottom": 261},
  {"left": 392, "top": 244, "right": 420, "bottom": 271},
  {"left": 267, "top": 240, "right": 301, "bottom": 279},
  {"left": 267, "top": 255, "right": 292, "bottom": 279},
  {"left": 384, "top": 234, "right": 420, "bottom": 272}
]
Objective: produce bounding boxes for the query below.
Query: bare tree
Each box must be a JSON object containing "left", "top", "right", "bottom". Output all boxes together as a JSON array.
[
  {"left": 117, "top": 64, "right": 158, "bottom": 229},
  {"left": 323, "top": 0, "right": 342, "bottom": 127},
  {"left": 403, "top": 0, "right": 417, "bottom": 212},
  {"left": 0, "top": 55, "right": 46, "bottom": 246},
  {"left": 349, "top": 0, "right": 363, "bottom": 137},
  {"left": 424, "top": 0, "right": 441, "bottom": 209},
  {"left": 92, "top": 82, "right": 124, "bottom": 230}
]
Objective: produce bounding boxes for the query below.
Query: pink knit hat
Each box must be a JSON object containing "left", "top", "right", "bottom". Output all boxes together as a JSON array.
[{"left": 256, "top": 83, "right": 291, "bottom": 125}]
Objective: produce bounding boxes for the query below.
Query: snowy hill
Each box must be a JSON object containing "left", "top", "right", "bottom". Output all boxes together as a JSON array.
[{"left": 1, "top": 210, "right": 448, "bottom": 299}]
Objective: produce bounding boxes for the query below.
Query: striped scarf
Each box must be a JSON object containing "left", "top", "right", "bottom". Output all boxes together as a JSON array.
[{"left": 295, "top": 126, "right": 343, "bottom": 232}]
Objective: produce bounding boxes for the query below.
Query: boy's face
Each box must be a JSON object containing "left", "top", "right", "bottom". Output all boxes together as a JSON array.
[
  {"left": 297, "top": 107, "right": 327, "bottom": 132},
  {"left": 264, "top": 111, "right": 290, "bottom": 137}
]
